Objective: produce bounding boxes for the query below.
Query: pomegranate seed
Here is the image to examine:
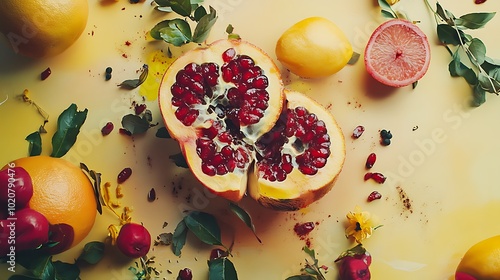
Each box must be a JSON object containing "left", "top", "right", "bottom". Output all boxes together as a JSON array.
[
  {"left": 119, "top": 128, "right": 132, "bottom": 136},
  {"left": 352, "top": 125, "right": 365, "bottom": 139},
  {"left": 184, "top": 62, "right": 200, "bottom": 75},
  {"left": 117, "top": 167, "right": 132, "bottom": 184},
  {"left": 222, "top": 48, "right": 236, "bottom": 62},
  {"left": 41, "top": 67, "right": 51, "bottom": 80},
  {"left": 177, "top": 268, "right": 193, "bottom": 280},
  {"left": 134, "top": 104, "right": 147, "bottom": 115},
  {"left": 201, "top": 163, "right": 216, "bottom": 176},
  {"left": 365, "top": 153, "right": 376, "bottom": 169},
  {"left": 364, "top": 172, "right": 386, "bottom": 184},
  {"left": 475, "top": 0, "right": 486, "bottom": 4},
  {"left": 367, "top": 191, "right": 382, "bottom": 202},
  {"left": 147, "top": 188, "right": 156, "bottom": 202},
  {"left": 101, "top": 122, "right": 114, "bottom": 136},
  {"left": 238, "top": 55, "right": 254, "bottom": 68},
  {"left": 294, "top": 222, "right": 315, "bottom": 237},
  {"left": 252, "top": 75, "right": 268, "bottom": 89},
  {"left": 220, "top": 145, "right": 233, "bottom": 157}
]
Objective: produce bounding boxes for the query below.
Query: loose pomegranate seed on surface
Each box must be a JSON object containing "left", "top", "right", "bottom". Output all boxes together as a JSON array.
[
  {"left": 365, "top": 153, "right": 376, "bottom": 169},
  {"left": 101, "top": 122, "right": 114, "bottom": 136},
  {"left": 177, "top": 268, "right": 193, "bottom": 280},
  {"left": 293, "top": 222, "right": 315, "bottom": 237},
  {"left": 117, "top": 167, "right": 132, "bottom": 184},
  {"left": 475, "top": 0, "right": 486, "bottom": 4},
  {"left": 41, "top": 67, "right": 51, "bottom": 80},
  {"left": 352, "top": 125, "right": 365, "bottom": 139},
  {"left": 364, "top": 172, "right": 386, "bottom": 184},
  {"left": 367, "top": 191, "right": 382, "bottom": 202}
]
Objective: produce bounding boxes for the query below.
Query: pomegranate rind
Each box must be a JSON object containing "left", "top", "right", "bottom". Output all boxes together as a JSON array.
[
  {"left": 158, "top": 39, "right": 285, "bottom": 202},
  {"left": 248, "top": 90, "right": 346, "bottom": 211},
  {"left": 364, "top": 19, "right": 431, "bottom": 87}
]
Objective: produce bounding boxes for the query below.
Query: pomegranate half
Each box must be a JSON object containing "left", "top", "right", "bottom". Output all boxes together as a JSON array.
[{"left": 159, "top": 39, "right": 345, "bottom": 210}]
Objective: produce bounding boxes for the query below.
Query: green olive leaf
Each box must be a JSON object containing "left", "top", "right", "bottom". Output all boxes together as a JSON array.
[
  {"left": 194, "top": 5, "right": 207, "bottom": 21},
  {"left": 168, "top": 0, "right": 192, "bottom": 17},
  {"left": 448, "top": 51, "right": 478, "bottom": 85},
  {"left": 52, "top": 261, "right": 80, "bottom": 280},
  {"left": 285, "top": 276, "right": 317, "bottom": 280},
  {"left": 155, "top": 127, "right": 171, "bottom": 138},
  {"left": 208, "top": 257, "right": 238, "bottom": 280},
  {"left": 455, "top": 12, "right": 496, "bottom": 30},
  {"left": 50, "top": 104, "right": 88, "bottom": 158},
  {"left": 184, "top": 211, "right": 223, "bottom": 246},
  {"left": 25, "top": 131, "right": 42, "bottom": 156},
  {"left": 229, "top": 203, "right": 261, "bottom": 243},
  {"left": 381, "top": 9, "right": 396, "bottom": 19},
  {"left": 151, "top": 19, "right": 192, "bottom": 46},
  {"left": 118, "top": 64, "right": 149, "bottom": 89},
  {"left": 192, "top": 6, "right": 217, "bottom": 43},
  {"left": 472, "top": 83, "right": 486, "bottom": 106},
  {"left": 436, "top": 24, "right": 461, "bottom": 46},
  {"left": 77, "top": 241, "right": 105, "bottom": 265},
  {"left": 121, "top": 114, "right": 151, "bottom": 135},
  {"left": 16, "top": 253, "right": 55, "bottom": 279},
  {"left": 172, "top": 219, "right": 188, "bottom": 256},
  {"left": 435, "top": 3, "right": 448, "bottom": 21},
  {"left": 378, "top": 0, "right": 396, "bottom": 19},
  {"left": 468, "top": 38, "right": 486, "bottom": 65}
]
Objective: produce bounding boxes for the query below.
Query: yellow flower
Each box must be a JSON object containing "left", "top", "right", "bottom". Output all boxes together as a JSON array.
[{"left": 345, "top": 206, "right": 377, "bottom": 243}]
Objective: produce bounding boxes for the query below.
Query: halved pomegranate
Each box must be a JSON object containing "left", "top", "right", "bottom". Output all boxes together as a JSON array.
[{"left": 159, "top": 39, "right": 345, "bottom": 210}]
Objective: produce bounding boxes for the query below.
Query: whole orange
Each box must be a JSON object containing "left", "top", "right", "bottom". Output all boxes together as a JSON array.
[
  {"left": 4, "top": 156, "right": 97, "bottom": 254},
  {"left": 0, "top": 0, "right": 88, "bottom": 58}
]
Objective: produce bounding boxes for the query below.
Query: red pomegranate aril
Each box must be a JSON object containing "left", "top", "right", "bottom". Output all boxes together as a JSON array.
[
  {"left": 184, "top": 62, "right": 201, "bottom": 75},
  {"left": 352, "top": 125, "right": 365, "bottom": 139},
  {"left": 134, "top": 104, "right": 147, "bottom": 115},
  {"left": 171, "top": 84, "right": 184, "bottom": 96},
  {"left": 220, "top": 145, "right": 233, "bottom": 157},
  {"left": 202, "top": 163, "right": 216, "bottom": 176},
  {"left": 238, "top": 55, "right": 255, "bottom": 68},
  {"left": 253, "top": 75, "right": 269, "bottom": 88},
  {"left": 365, "top": 153, "right": 376, "bottom": 169},
  {"left": 222, "top": 48, "right": 236, "bottom": 62},
  {"left": 475, "top": 0, "right": 486, "bottom": 4},
  {"left": 222, "top": 67, "right": 233, "bottom": 83},
  {"left": 117, "top": 167, "right": 132, "bottom": 184},
  {"left": 299, "top": 164, "right": 318, "bottom": 176},
  {"left": 364, "top": 172, "right": 373, "bottom": 181},
  {"left": 183, "top": 110, "right": 199, "bottom": 126},
  {"left": 101, "top": 122, "right": 114, "bottom": 136},
  {"left": 177, "top": 268, "right": 193, "bottom": 280},
  {"left": 216, "top": 165, "right": 228, "bottom": 175},
  {"left": 294, "top": 222, "right": 315, "bottom": 236},
  {"left": 218, "top": 131, "right": 233, "bottom": 143},
  {"left": 41, "top": 67, "right": 51, "bottom": 80},
  {"left": 210, "top": 248, "right": 227, "bottom": 260},
  {"left": 367, "top": 191, "right": 382, "bottom": 202},
  {"left": 364, "top": 172, "right": 386, "bottom": 184},
  {"left": 313, "top": 157, "right": 327, "bottom": 168}
]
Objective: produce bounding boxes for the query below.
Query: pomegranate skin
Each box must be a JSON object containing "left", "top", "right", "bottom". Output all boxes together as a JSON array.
[
  {"left": 339, "top": 256, "right": 371, "bottom": 280},
  {"left": 0, "top": 167, "right": 34, "bottom": 209},
  {"left": 116, "top": 223, "right": 151, "bottom": 258}
]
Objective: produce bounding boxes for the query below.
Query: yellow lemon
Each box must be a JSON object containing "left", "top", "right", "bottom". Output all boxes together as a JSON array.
[
  {"left": 456, "top": 235, "right": 500, "bottom": 280},
  {"left": 0, "top": 0, "right": 88, "bottom": 58},
  {"left": 275, "top": 17, "right": 353, "bottom": 78}
]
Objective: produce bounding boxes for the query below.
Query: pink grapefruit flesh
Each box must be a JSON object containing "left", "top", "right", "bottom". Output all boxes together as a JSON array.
[{"left": 364, "top": 19, "right": 430, "bottom": 87}]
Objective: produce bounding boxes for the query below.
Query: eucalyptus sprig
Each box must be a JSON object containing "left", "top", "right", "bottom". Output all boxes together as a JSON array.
[
  {"left": 424, "top": 0, "right": 500, "bottom": 106},
  {"left": 150, "top": 0, "right": 217, "bottom": 47}
]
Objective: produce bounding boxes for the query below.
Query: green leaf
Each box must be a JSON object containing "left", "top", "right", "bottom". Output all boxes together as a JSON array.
[
  {"left": 377, "top": 0, "right": 392, "bottom": 11},
  {"left": 448, "top": 51, "right": 478, "bottom": 85},
  {"left": 435, "top": 3, "right": 448, "bottom": 21},
  {"left": 77, "top": 241, "right": 105, "bottom": 265},
  {"left": 229, "top": 203, "right": 261, "bottom": 243},
  {"left": 192, "top": 6, "right": 217, "bottom": 43},
  {"left": 52, "top": 261, "right": 80, "bottom": 280},
  {"left": 436, "top": 24, "right": 461, "bottom": 46},
  {"left": 455, "top": 12, "right": 496, "bottom": 30},
  {"left": 118, "top": 64, "right": 149, "bottom": 89},
  {"left": 193, "top": 5, "right": 207, "bottom": 21},
  {"left": 468, "top": 38, "right": 486, "bottom": 65},
  {"left": 184, "top": 211, "right": 223, "bottom": 246},
  {"left": 17, "top": 253, "right": 55, "bottom": 279},
  {"left": 154, "top": 0, "right": 171, "bottom": 6},
  {"left": 226, "top": 24, "right": 234, "bottom": 34},
  {"left": 381, "top": 9, "right": 396, "bottom": 19},
  {"left": 347, "top": 51, "right": 360, "bottom": 65},
  {"left": 172, "top": 220, "right": 188, "bottom": 256},
  {"left": 303, "top": 246, "right": 316, "bottom": 263},
  {"left": 121, "top": 114, "right": 150, "bottom": 135},
  {"left": 168, "top": 0, "right": 192, "bottom": 17},
  {"left": 478, "top": 72, "right": 500, "bottom": 93},
  {"left": 151, "top": 19, "right": 192, "bottom": 46},
  {"left": 169, "top": 152, "right": 188, "bottom": 168},
  {"left": 25, "top": 131, "right": 42, "bottom": 156},
  {"left": 208, "top": 257, "right": 238, "bottom": 280},
  {"left": 8, "top": 276, "right": 41, "bottom": 280},
  {"left": 155, "top": 127, "right": 171, "bottom": 138},
  {"left": 50, "top": 104, "right": 88, "bottom": 158},
  {"left": 472, "top": 83, "right": 486, "bottom": 106},
  {"left": 285, "top": 276, "right": 317, "bottom": 280}
]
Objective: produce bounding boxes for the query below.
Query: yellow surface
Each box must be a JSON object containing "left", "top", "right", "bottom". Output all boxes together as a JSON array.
[{"left": 1, "top": 0, "right": 500, "bottom": 279}]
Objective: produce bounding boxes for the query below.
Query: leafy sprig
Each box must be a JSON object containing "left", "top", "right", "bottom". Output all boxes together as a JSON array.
[
  {"left": 150, "top": 0, "right": 217, "bottom": 47},
  {"left": 286, "top": 246, "right": 327, "bottom": 280},
  {"left": 424, "top": 0, "right": 499, "bottom": 106}
]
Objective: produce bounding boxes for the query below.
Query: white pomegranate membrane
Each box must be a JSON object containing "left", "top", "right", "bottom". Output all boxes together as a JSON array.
[{"left": 170, "top": 47, "right": 332, "bottom": 182}]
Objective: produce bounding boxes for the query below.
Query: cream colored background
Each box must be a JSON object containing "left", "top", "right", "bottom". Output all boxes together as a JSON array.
[{"left": 1, "top": 0, "right": 500, "bottom": 279}]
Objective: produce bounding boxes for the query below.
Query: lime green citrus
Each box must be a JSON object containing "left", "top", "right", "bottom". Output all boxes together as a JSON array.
[
  {"left": 456, "top": 235, "right": 500, "bottom": 280},
  {"left": 0, "top": 0, "right": 88, "bottom": 58},
  {"left": 275, "top": 17, "right": 353, "bottom": 78}
]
